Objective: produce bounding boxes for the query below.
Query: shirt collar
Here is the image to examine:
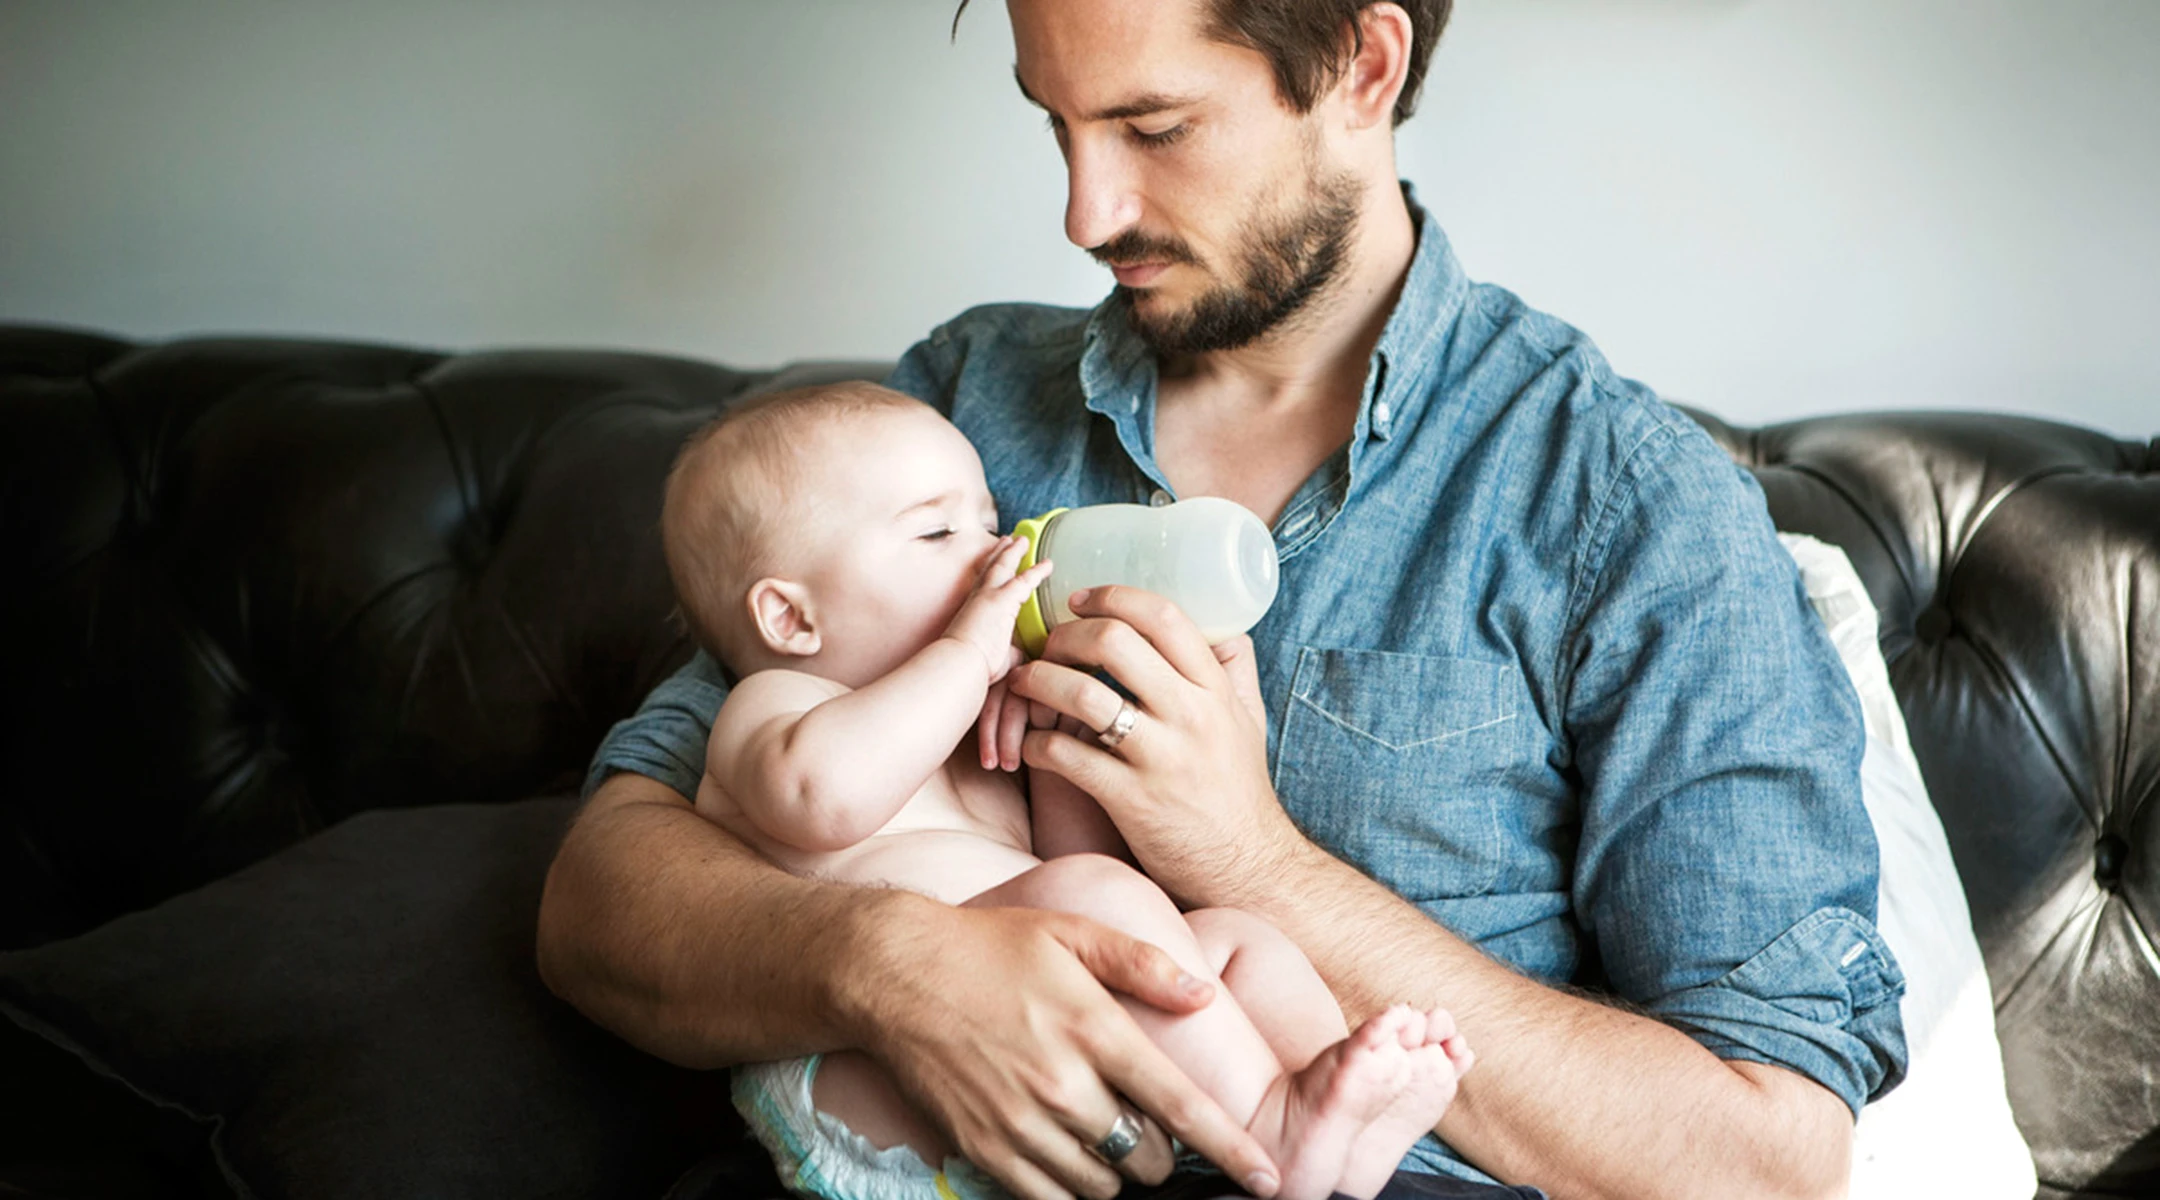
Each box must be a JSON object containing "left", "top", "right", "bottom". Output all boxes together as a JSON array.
[
  {"left": 1081, "top": 289, "right": 1153, "bottom": 421},
  {"left": 1366, "top": 183, "right": 1472, "bottom": 441}
]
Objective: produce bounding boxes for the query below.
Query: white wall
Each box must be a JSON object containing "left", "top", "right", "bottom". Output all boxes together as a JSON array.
[{"left": 2, "top": 0, "right": 2153, "bottom": 435}]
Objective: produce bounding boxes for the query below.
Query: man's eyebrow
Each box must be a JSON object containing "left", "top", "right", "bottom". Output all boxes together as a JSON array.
[{"left": 1012, "top": 66, "right": 1199, "bottom": 122}]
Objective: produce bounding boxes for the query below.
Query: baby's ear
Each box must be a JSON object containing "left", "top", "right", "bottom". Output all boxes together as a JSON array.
[{"left": 748, "top": 577, "right": 821, "bottom": 659}]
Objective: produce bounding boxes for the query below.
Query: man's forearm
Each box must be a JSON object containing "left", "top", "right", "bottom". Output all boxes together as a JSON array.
[
  {"left": 537, "top": 770, "right": 919, "bottom": 1068},
  {"left": 1216, "top": 842, "right": 1853, "bottom": 1200}
]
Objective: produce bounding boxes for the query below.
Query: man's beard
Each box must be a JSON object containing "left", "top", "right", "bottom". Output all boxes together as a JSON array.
[{"left": 1095, "top": 167, "right": 1362, "bottom": 356}]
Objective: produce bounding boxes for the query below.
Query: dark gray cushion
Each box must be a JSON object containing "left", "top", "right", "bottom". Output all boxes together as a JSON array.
[{"left": 0, "top": 798, "right": 760, "bottom": 1199}]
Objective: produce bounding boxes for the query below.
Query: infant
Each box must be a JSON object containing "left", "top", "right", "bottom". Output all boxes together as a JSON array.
[{"left": 661, "top": 381, "right": 1472, "bottom": 1200}]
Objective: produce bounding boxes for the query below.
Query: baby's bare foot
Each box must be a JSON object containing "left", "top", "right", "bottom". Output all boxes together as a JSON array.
[
  {"left": 1333, "top": 1007, "right": 1472, "bottom": 1200},
  {"left": 1259, "top": 1005, "right": 1429, "bottom": 1200}
]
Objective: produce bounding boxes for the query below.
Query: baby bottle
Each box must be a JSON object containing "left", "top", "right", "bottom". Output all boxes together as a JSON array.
[{"left": 1010, "top": 496, "right": 1279, "bottom": 656}]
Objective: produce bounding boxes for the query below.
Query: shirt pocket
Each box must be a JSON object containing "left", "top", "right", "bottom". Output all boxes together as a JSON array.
[{"left": 1274, "top": 647, "right": 1521, "bottom": 899}]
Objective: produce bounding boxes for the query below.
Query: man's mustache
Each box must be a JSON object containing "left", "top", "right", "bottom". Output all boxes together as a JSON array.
[{"left": 1089, "top": 231, "right": 1199, "bottom": 269}]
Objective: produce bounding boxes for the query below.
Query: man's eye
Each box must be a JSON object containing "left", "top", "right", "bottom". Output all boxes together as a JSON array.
[{"left": 1132, "top": 122, "right": 1189, "bottom": 148}]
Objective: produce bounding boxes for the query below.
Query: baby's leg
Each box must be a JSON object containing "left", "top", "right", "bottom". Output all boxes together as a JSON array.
[
  {"left": 963, "top": 855, "right": 1283, "bottom": 1121},
  {"left": 1186, "top": 907, "right": 1472, "bottom": 1200},
  {"left": 801, "top": 881, "right": 1298, "bottom": 1176},
  {"left": 1184, "top": 906, "right": 1347, "bottom": 1074},
  {"left": 1332, "top": 1010, "right": 1476, "bottom": 1200},
  {"left": 809, "top": 1049, "right": 954, "bottom": 1167},
  {"left": 795, "top": 874, "right": 1285, "bottom": 1175},
  {"left": 970, "top": 855, "right": 1439, "bottom": 1200}
]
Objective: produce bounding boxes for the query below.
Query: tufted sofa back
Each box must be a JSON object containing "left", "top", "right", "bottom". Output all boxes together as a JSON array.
[
  {"left": 0, "top": 327, "right": 877, "bottom": 941},
  {"left": 2, "top": 326, "right": 2155, "bottom": 1194},
  {"left": 1676, "top": 406, "right": 2160, "bottom": 1195}
]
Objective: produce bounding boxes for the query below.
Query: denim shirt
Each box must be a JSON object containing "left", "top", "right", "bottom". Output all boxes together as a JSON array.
[{"left": 588, "top": 192, "right": 1907, "bottom": 1184}]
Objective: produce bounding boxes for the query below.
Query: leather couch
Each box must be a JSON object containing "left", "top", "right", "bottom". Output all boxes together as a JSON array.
[{"left": 1, "top": 323, "right": 2153, "bottom": 1197}]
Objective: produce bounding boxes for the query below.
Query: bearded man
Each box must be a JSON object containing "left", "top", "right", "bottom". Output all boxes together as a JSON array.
[{"left": 537, "top": 3, "right": 1906, "bottom": 1198}]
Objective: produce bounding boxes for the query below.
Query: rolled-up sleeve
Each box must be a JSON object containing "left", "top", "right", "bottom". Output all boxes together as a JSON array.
[
  {"left": 1653, "top": 905, "right": 1907, "bottom": 1111},
  {"left": 1561, "top": 411, "right": 1908, "bottom": 1114},
  {"left": 582, "top": 650, "right": 732, "bottom": 801}
]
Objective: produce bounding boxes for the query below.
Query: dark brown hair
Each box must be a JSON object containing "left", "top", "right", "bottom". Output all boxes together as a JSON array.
[{"left": 956, "top": 1, "right": 1452, "bottom": 128}]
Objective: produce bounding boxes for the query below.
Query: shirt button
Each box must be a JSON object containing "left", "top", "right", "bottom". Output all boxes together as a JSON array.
[
  {"left": 1149, "top": 489, "right": 1172, "bottom": 507},
  {"left": 1375, "top": 401, "right": 1392, "bottom": 428},
  {"left": 1128, "top": 396, "right": 1141, "bottom": 414}
]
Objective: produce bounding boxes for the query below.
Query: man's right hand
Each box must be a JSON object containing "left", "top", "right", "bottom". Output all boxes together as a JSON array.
[{"left": 834, "top": 893, "right": 1281, "bottom": 1200}]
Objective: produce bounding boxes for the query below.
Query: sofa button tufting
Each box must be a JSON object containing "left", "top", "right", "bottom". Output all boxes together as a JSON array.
[
  {"left": 2096, "top": 834, "right": 2128, "bottom": 889},
  {"left": 1913, "top": 605, "right": 1954, "bottom": 644}
]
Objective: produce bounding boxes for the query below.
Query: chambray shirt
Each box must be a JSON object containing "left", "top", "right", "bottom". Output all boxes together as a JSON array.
[{"left": 588, "top": 193, "right": 1907, "bottom": 1184}]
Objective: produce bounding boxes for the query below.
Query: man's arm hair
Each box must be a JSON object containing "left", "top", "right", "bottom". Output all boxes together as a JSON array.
[
  {"left": 1212, "top": 841, "right": 1856, "bottom": 1200},
  {"left": 537, "top": 769, "right": 905, "bottom": 1068}
]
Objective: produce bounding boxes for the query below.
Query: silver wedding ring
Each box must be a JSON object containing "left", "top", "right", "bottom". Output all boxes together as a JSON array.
[
  {"left": 1090, "top": 1109, "right": 1144, "bottom": 1163},
  {"left": 1098, "top": 699, "right": 1139, "bottom": 748}
]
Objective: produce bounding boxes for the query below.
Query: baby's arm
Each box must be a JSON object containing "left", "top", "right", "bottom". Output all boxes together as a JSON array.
[
  {"left": 701, "top": 660, "right": 973, "bottom": 851},
  {"left": 1030, "top": 630, "right": 1274, "bottom": 865},
  {"left": 1027, "top": 722, "right": 1135, "bottom": 864},
  {"left": 704, "top": 537, "right": 1049, "bottom": 853}
]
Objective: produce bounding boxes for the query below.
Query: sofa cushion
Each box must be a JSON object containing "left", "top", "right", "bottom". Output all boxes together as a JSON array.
[
  {"left": 1781, "top": 534, "right": 2034, "bottom": 1196},
  {"left": 0, "top": 797, "right": 762, "bottom": 1200}
]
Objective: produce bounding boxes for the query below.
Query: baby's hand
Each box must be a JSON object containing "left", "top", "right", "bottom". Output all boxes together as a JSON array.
[
  {"left": 943, "top": 535, "right": 1052, "bottom": 687},
  {"left": 977, "top": 677, "right": 1064, "bottom": 772}
]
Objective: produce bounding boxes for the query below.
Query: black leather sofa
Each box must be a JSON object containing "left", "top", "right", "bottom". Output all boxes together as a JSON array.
[{"left": 1, "top": 324, "right": 2153, "bottom": 1198}]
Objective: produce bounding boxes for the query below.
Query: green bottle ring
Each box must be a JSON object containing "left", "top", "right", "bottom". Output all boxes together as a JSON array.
[{"left": 1010, "top": 508, "right": 1067, "bottom": 658}]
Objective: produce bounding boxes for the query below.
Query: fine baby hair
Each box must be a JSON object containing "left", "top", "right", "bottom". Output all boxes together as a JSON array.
[{"left": 661, "top": 381, "right": 930, "bottom": 668}]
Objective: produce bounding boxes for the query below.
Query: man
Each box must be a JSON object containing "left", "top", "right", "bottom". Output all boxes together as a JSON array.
[{"left": 536, "top": 2, "right": 1906, "bottom": 1198}]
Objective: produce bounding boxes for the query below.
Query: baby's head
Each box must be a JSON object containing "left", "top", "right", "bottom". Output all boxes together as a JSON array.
[{"left": 663, "top": 381, "right": 1004, "bottom": 688}]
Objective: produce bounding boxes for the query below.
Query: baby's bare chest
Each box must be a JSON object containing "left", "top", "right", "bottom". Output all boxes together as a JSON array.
[
  {"left": 728, "top": 752, "right": 1037, "bottom": 905},
  {"left": 821, "top": 757, "right": 1037, "bottom": 902},
  {"left": 879, "top": 752, "right": 1031, "bottom": 849}
]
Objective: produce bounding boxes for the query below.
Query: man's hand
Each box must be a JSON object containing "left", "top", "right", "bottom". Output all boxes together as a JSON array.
[
  {"left": 1004, "top": 585, "right": 1305, "bottom": 908},
  {"left": 838, "top": 893, "right": 1281, "bottom": 1200}
]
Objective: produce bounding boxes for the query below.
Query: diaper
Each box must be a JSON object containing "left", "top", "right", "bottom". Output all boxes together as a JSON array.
[{"left": 733, "top": 1055, "right": 1011, "bottom": 1200}]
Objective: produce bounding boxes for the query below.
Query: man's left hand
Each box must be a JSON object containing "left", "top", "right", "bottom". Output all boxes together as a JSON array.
[{"left": 1005, "top": 585, "right": 1305, "bottom": 907}]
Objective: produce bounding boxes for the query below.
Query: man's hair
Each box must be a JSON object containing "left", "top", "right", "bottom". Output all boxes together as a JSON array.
[
  {"left": 662, "top": 380, "right": 928, "bottom": 669},
  {"left": 957, "top": 1, "right": 1452, "bottom": 128}
]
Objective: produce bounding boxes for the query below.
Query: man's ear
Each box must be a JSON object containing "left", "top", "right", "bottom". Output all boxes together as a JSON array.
[
  {"left": 1335, "top": 2, "right": 1413, "bottom": 131},
  {"left": 747, "top": 577, "right": 822, "bottom": 659}
]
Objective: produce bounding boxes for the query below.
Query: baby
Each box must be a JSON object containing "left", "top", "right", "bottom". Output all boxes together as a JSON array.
[{"left": 661, "top": 381, "right": 1472, "bottom": 1200}]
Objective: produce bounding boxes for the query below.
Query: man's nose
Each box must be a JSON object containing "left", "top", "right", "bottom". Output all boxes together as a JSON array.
[{"left": 1064, "top": 138, "right": 1141, "bottom": 251}]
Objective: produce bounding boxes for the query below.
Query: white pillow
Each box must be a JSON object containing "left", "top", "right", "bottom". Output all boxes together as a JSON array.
[{"left": 1778, "top": 534, "right": 2035, "bottom": 1198}]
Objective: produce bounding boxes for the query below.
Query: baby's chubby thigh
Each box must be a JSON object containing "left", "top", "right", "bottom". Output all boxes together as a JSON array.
[
  {"left": 964, "top": 854, "right": 1211, "bottom": 979},
  {"left": 964, "top": 855, "right": 1292, "bottom": 1123}
]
